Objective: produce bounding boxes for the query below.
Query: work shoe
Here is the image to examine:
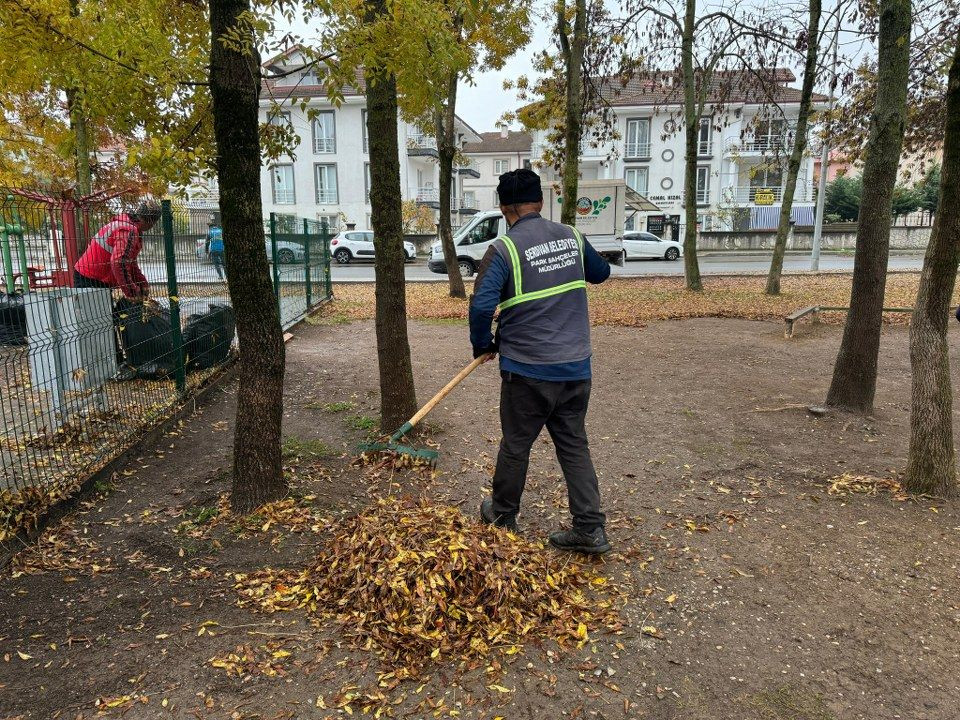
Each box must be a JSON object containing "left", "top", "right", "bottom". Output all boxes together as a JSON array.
[
  {"left": 549, "top": 526, "right": 611, "bottom": 555},
  {"left": 480, "top": 498, "right": 518, "bottom": 532}
]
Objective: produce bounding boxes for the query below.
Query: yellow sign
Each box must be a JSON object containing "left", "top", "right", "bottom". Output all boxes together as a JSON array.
[{"left": 754, "top": 190, "right": 776, "bottom": 206}]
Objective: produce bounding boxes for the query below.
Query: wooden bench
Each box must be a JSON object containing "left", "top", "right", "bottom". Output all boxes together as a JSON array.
[{"left": 784, "top": 305, "right": 820, "bottom": 338}]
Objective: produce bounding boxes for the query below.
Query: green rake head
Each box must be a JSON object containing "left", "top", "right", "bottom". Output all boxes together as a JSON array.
[{"left": 356, "top": 422, "right": 439, "bottom": 468}]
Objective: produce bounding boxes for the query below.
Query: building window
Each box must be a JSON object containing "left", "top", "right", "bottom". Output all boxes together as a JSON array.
[
  {"left": 267, "top": 110, "right": 291, "bottom": 127},
  {"left": 493, "top": 190, "right": 500, "bottom": 206},
  {"left": 624, "top": 166, "right": 649, "bottom": 195},
  {"left": 462, "top": 190, "right": 476, "bottom": 210},
  {"left": 271, "top": 165, "right": 295, "bottom": 205},
  {"left": 753, "top": 118, "right": 787, "bottom": 152},
  {"left": 364, "top": 163, "right": 371, "bottom": 203},
  {"left": 362, "top": 109, "right": 369, "bottom": 154},
  {"left": 366, "top": 213, "right": 372, "bottom": 229},
  {"left": 625, "top": 118, "right": 651, "bottom": 158},
  {"left": 318, "top": 214, "right": 340, "bottom": 233},
  {"left": 494, "top": 159, "right": 510, "bottom": 175},
  {"left": 695, "top": 166, "right": 710, "bottom": 204},
  {"left": 523, "top": 159, "right": 532, "bottom": 170},
  {"left": 312, "top": 111, "right": 336, "bottom": 153},
  {"left": 314, "top": 164, "right": 338, "bottom": 204},
  {"left": 698, "top": 117, "right": 712, "bottom": 156}
]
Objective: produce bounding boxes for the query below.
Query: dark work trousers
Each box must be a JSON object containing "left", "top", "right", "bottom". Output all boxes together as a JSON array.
[
  {"left": 210, "top": 251, "right": 225, "bottom": 280},
  {"left": 492, "top": 371, "right": 606, "bottom": 530}
]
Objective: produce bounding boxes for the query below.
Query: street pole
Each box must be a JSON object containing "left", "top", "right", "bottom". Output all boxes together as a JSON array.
[{"left": 811, "top": 10, "right": 841, "bottom": 271}]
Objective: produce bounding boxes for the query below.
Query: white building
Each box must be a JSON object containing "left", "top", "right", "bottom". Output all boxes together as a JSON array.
[
  {"left": 258, "top": 48, "right": 481, "bottom": 230},
  {"left": 529, "top": 70, "right": 827, "bottom": 235},
  {"left": 460, "top": 129, "right": 533, "bottom": 213}
]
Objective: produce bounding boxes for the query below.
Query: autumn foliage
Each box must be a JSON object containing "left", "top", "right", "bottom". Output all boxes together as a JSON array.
[
  {"left": 234, "top": 497, "right": 619, "bottom": 667},
  {"left": 318, "top": 274, "right": 941, "bottom": 327}
]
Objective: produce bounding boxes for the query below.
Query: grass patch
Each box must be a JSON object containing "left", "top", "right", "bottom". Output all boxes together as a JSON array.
[
  {"left": 185, "top": 505, "right": 220, "bottom": 526},
  {"left": 348, "top": 415, "right": 378, "bottom": 432},
  {"left": 747, "top": 685, "right": 836, "bottom": 720},
  {"left": 281, "top": 437, "right": 338, "bottom": 461},
  {"left": 304, "top": 400, "right": 356, "bottom": 412}
]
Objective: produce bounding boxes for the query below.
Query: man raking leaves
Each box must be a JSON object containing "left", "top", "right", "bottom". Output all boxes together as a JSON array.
[{"left": 470, "top": 168, "right": 612, "bottom": 554}]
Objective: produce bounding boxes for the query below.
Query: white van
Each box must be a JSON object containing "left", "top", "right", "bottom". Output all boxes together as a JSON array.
[{"left": 428, "top": 179, "right": 653, "bottom": 277}]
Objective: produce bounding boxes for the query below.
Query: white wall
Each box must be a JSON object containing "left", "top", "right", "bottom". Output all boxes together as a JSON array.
[
  {"left": 529, "top": 103, "right": 818, "bottom": 232},
  {"left": 259, "top": 97, "right": 438, "bottom": 229}
]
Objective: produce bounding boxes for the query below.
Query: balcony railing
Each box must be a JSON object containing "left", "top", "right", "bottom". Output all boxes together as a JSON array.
[
  {"left": 412, "top": 186, "right": 439, "bottom": 204},
  {"left": 695, "top": 189, "right": 710, "bottom": 204},
  {"left": 315, "top": 189, "right": 338, "bottom": 204},
  {"left": 722, "top": 186, "right": 784, "bottom": 204},
  {"left": 408, "top": 132, "right": 438, "bottom": 150},
  {"left": 698, "top": 140, "right": 713, "bottom": 156},
  {"left": 313, "top": 136, "right": 335, "bottom": 154},
  {"left": 624, "top": 141, "right": 651, "bottom": 159},
  {"left": 578, "top": 141, "right": 608, "bottom": 158},
  {"left": 457, "top": 159, "right": 480, "bottom": 175},
  {"left": 723, "top": 137, "right": 789, "bottom": 156},
  {"left": 454, "top": 195, "right": 478, "bottom": 211}
]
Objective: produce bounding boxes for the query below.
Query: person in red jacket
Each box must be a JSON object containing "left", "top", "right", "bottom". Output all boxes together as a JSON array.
[{"left": 74, "top": 200, "right": 161, "bottom": 299}]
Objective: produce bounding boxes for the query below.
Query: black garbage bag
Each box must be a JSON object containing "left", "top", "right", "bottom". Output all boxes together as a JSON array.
[
  {"left": 114, "top": 297, "right": 176, "bottom": 379},
  {"left": 0, "top": 292, "right": 27, "bottom": 346},
  {"left": 184, "top": 304, "right": 236, "bottom": 371}
]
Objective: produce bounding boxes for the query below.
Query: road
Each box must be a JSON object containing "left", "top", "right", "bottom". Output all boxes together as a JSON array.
[{"left": 130, "top": 251, "right": 924, "bottom": 285}]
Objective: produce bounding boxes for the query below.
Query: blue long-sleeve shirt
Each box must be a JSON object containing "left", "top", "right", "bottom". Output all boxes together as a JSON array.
[{"left": 469, "top": 218, "right": 611, "bottom": 381}]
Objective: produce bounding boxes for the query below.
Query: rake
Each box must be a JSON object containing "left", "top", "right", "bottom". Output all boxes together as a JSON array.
[{"left": 358, "top": 354, "right": 492, "bottom": 466}]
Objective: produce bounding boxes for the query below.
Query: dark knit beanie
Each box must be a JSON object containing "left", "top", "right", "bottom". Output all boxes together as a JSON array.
[{"left": 496, "top": 168, "right": 543, "bottom": 205}]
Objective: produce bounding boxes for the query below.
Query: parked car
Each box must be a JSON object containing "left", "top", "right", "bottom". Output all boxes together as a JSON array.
[
  {"left": 266, "top": 239, "right": 306, "bottom": 264},
  {"left": 329, "top": 230, "right": 416, "bottom": 264},
  {"left": 622, "top": 231, "right": 682, "bottom": 261}
]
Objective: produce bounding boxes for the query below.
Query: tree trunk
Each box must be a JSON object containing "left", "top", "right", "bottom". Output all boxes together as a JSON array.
[
  {"left": 67, "top": 0, "right": 91, "bottom": 196},
  {"left": 825, "top": 0, "right": 910, "bottom": 412},
  {"left": 365, "top": 0, "right": 419, "bottom": 431},
  {"left": 558, "top": 0, "right": 586, "bottom": 225},
  {"left": 904, "top": 36, "right": 960, "bottom": 497},
  {"left": 765, "top": 0, "right": 821, "bottom": 295},
  {"left": 209, "top": 0, "right": 287, "bottom": 513},
  {"left": 681, "top": 0, "right": 702, "bottom": 292},
  {"left": 436, "top": 70, "right": 467, "bottom": 299}
]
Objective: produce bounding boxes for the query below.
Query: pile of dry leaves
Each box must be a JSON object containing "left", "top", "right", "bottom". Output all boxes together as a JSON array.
[{"left": 235, "top": 497, "right": 620, "bottom": 666}]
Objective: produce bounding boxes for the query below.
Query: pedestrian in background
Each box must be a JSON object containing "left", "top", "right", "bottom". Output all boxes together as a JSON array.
[{"left": 207, "top": 222, "right": 225, "bottom": 280}]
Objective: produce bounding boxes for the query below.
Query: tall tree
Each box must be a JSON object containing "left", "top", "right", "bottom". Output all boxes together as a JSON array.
[
  {"left": 904, "top": 36, "right": 960, "bottom": 497},
  {"left": 765, "top": 0, "right": 822, "bottom": 295},
  {"left": 209, "top": 0, "right": 288, "bottom": 512},
  {"left": 825, "top": 0, "right": 911, "bottom": 412},
  {"left": 424, "top": 0, "right": 530, "bottom": 298},
  {"left": 557, "top": 0, "right": 588, "bottom": 225},
  {"left": 629, "top": 0, "right": 786, "bottom": 291},
  {"left": 436, "top": 68, "right": 468, "bottom": 299},
  {"left": 365, "top": 36, "right": 419, "bottom": 430}
]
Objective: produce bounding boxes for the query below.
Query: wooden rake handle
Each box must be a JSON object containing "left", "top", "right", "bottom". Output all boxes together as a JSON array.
[{"left": 390, "top": 354, "right": 491, "bottom": 440}]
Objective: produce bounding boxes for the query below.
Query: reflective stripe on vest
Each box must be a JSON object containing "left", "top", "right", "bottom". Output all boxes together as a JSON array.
[{"left": 498, "top": 225, "right": 587, "bottom": 311}]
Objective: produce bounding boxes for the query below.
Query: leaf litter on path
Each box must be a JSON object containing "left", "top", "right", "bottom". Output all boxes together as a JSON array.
[{"left": 234, "top": 496, "right": 621, "bottom": 669}]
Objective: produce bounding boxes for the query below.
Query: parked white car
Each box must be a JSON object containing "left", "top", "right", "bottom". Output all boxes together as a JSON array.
[
  {"left": 623, "top": 231, "right": 683, "bottom": 261},
  {"left": 266, "top": 239, "right": 306, "bottom": 264},
  {"left": 329, "top": 230, "right": 416, "bottom": 264}
]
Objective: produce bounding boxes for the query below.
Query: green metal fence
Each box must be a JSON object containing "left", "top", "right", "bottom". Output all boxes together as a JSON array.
[{"left": 0, "top": 192, "right": 331, "bottom": 538}]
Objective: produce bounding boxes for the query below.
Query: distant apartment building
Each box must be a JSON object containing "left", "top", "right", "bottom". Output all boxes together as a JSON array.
[
  {"left": 256, "top": 47, "right": 481, "bottom": 230},
  {"left": 460, "top": 129, "right": 533, "bottom": 213},
  {"left": 529, "top": 70, "right": 828, "bottom": 235}
]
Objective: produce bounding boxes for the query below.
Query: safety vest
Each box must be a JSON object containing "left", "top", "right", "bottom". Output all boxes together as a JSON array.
[{"left": 493, "top": 215, "right": 592, "bottom": 365}]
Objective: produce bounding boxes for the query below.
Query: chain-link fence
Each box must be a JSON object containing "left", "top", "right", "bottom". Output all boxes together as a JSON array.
[{"left": 0, "top": 190, "right": 331, "bottom": 535}]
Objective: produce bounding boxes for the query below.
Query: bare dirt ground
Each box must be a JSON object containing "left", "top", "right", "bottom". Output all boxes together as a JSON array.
[{"left": 1, "top": 313, "right": 959, "bottom": 720}]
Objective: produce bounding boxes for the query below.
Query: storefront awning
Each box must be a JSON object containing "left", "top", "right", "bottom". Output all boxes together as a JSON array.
[{"left": 625, "top": 188, "right": 661, "bottom": 212}]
